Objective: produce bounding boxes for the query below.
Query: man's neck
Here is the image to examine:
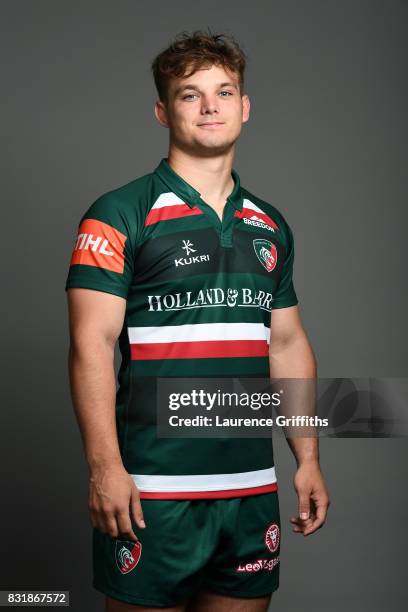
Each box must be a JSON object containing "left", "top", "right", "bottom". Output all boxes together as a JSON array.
[{"left": 167, "top": 148, "right": 236, "bottom": 211}]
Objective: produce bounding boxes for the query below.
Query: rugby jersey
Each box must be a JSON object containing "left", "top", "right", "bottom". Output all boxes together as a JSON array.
[{"left": 65, "top": 157, "right": 298, "bottom": 499}]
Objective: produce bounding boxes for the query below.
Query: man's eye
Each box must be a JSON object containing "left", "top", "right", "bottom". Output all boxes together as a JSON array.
[{"left": 182, "top": 91, "right": 233, "bottom": 100}]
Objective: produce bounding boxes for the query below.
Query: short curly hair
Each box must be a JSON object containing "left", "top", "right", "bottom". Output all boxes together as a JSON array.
[{"left": 151, "top": 29, "right": 247, "bottom": 103}]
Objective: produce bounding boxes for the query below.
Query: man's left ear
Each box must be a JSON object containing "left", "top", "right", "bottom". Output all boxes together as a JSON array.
[{"left": 242, "top": 94, "right": 250, "bottom": 123}]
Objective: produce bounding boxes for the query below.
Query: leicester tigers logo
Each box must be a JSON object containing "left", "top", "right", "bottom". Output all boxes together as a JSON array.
[
  {"left": 265, "top": 523, "right": 280, "bottom": 553},
  {"left": 115, "top": 540, "right": 142, "bottom": 574},
  {"left": 253, "top": 239, "right": 277, "bottom": 272}
]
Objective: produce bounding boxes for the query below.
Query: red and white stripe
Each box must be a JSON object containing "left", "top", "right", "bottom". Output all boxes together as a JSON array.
[
  {"left": 235, "top": 198, "right": 279, "bottom": 231},
  {"left": 128, "top": 322, "right": 271, "bottom": 360},
  {"left": 145, "top": 192, "right": 203, "bottom": 226},
  {"left": 130, "top": 467, "right": 278, "bottom": 499}
]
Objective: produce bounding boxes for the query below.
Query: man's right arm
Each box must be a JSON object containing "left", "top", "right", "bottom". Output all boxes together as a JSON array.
[{"left": 67, "top": 287, "right": 145, "bottom": 542}]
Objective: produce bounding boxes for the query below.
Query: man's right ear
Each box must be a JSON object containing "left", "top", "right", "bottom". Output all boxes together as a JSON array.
[{"left": 154, "top": 100, "right": 169, "bottom": 128}]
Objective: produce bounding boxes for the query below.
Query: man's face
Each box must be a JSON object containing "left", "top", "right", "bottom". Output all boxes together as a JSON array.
[{"left": 155, "top": 63, "right": 250, "bottom": 156}]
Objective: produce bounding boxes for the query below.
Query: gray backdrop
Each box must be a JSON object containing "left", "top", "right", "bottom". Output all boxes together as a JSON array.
[{"left": 1, "top": 1, "right": 407, "bottom": 610}]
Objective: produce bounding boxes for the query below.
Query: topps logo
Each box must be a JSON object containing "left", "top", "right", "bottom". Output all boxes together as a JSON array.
[
  {"left": 74, "top": 233, "right": 114, "bottom": 256},
  {"left": 174, "top": 239, "right": 210, "bottom": 267}
]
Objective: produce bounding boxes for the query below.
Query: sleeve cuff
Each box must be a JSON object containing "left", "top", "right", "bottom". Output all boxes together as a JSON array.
[{"left": 65, "top": 280, "right": 128, "bottom": 300}]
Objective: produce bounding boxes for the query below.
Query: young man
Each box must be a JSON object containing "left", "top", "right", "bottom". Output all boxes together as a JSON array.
[{"left": 65, "top": 31, "right": 330, "bottom": 611}]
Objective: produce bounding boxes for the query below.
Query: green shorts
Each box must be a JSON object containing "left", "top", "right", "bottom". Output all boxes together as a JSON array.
[{"left": 93, "top": 491, "right": 281, "bottom": 608}]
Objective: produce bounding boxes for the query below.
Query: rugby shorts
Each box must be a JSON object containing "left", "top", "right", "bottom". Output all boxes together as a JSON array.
[{"left": 92, "top": 490, "right": 281, "bottom": 607}]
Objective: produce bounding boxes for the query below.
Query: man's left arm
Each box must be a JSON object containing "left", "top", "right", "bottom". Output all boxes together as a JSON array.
[{"left": 269, "top": 304, "right": 330, "bottom": 536}]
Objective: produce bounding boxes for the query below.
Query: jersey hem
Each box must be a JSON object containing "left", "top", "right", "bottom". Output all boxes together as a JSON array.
[{"left": 130, "top": 467, "right": 276, "bottom": 493}]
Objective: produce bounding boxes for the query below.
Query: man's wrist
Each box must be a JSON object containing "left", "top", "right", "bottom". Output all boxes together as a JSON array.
[
  {"left": 88, "top": 456, "right": 124, "bottom": 474},
  {"left": 295, "top": 456, "right": 320, "bottom": 469}
]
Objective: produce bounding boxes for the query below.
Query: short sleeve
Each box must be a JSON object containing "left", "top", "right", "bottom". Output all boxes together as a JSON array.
[
  {"left": 65, "top": 193, "right": 135, "bottom": 299},
  {"left": 272, "top": 221, "right": 299, "bottom": 309}
]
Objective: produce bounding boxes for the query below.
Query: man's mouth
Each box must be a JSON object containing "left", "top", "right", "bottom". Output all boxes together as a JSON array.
[{"left": 197, "top": 122, "right": 224, "bottom": 128}]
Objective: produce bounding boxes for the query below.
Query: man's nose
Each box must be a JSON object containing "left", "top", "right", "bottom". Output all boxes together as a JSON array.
[{"left": 200, "top": 95, "right": 220, "bottom": 114}]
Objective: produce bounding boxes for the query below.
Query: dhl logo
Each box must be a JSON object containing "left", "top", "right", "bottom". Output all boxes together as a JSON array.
[
  {"left": 74, "top": 233, "right": 114, "bottom": 255},
  {"left": 69, "top": 218, "right": 127, "bottom": 273}
]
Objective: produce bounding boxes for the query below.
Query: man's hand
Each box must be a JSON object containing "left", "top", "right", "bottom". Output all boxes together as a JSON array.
[
  {"left": 88, "top": 463, "right": 146, "bottom": 542},
  {"left": 290, "top": 461, "right": 330, "bottom": 537}
]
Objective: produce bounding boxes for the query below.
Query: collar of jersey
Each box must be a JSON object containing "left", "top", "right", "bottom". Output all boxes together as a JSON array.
[{"left": 154, "top": 157, "right": 244, "bottom": 211}]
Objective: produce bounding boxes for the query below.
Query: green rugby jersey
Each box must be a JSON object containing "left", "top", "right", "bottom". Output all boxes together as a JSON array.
[{"left": 65, "top": 158, "right": 298, "bottom": 499}]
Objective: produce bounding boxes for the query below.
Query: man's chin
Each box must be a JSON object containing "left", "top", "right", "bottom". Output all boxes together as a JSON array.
[
  {"left": 189, "top": 138, "right": 236, "bottom": 157},
  {"left": 170, "top": 133, "right": 239, "bottom": 157}
]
